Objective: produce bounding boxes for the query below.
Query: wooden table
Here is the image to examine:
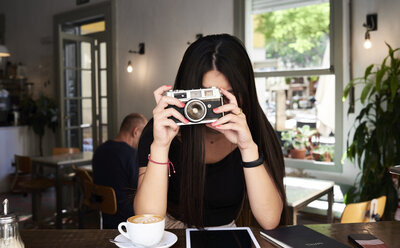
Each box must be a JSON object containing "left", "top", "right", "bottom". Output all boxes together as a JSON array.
[
  {"left": 20, "top": 221, "right": 400, "bottom": 248},
  {"left": 284, "top": 176, "right": 335, "bottom": 225},
  {"left": 31, "top": 152, "right": 93, "bottom": 228}
]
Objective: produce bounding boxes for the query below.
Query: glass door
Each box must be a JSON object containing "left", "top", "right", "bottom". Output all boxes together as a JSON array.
[
  {"left": 59, "top": 33, "right": 97, "bottom": 151},
  {"left": 55, "top": 3, "right": 115, "bottom": 152},
  {"left": 89, "top": 32, "right": 109, "bottom": 145}
]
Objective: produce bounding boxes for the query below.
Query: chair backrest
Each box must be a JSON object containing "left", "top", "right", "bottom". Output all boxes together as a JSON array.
[
  {"left": 340, "top": 200, "right": 370, "bottom": 223},
  {"left": 83, "top": 180, "right": 117, "bottom": 215},
  {"left": 52, "top": 147, "right": 80, "bottom": 155},
  {"left": 14, "top": 155, "right": 32, "bottom": 173},
  {"left": 73, "top": 166, "right": 93, "bottom": 183},
  {"left": 340, "top": 195, "right": 386, "bottom": 223},
  {"left": 370, "top": 195, "right": 386, "bottom": 221}
]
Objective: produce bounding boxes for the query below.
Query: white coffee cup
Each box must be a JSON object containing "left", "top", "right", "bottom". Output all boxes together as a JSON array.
[{"left": 118, "top": 214, "right": 165, "bottom": 247}]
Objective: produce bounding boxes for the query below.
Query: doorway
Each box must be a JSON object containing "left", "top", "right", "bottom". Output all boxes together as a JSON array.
[{"left": 54, "top": 2, "right": 116, "bottom": 151}]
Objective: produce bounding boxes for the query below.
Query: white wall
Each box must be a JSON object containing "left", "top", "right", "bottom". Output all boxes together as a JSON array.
[{"left": 115, "top": 0, "right": 234, "bottom": 124}]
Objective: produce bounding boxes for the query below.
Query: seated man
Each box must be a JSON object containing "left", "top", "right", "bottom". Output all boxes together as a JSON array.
[{"left": 92, "top": 113, "right": 147, "bottom": 228}]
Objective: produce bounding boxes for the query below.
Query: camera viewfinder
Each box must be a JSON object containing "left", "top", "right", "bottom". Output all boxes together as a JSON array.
[{"left": 174, "top": 92, "right": 187, "bottom": 99}]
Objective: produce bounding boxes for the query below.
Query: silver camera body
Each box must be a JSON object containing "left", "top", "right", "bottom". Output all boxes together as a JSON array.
[{"left": 165, "top": 87, "right": 224, "bottom": 126}]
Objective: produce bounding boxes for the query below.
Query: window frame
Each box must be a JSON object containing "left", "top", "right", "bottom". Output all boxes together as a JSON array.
[{"left": 235, "top": 0, "right": 344, "bottom": 172}]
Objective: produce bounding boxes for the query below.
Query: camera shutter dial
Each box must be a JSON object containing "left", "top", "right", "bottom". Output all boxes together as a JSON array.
[{"left": 184, "top": 99, "right": 207, "bottom": 122}]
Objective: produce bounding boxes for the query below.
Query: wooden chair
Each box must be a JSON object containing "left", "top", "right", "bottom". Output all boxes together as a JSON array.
[
  {"left": 370, "top": 195, "right": 386, "bottom": 221},
  {"left": 10, "top": 155, "right": 55, "bottom": 193},
  {"left": 10, "top": 155, "right": 55, "bottom": 222},
  {"left": 73, "top": 166, "right": 117, "bottom": 229},
  {"left": 340, "top": 195, "right": 386, "bottom": 223}
]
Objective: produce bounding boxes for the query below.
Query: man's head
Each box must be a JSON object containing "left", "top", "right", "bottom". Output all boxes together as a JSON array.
[{"left": 119, "top": 113, "right": 148, "bottom": 149}]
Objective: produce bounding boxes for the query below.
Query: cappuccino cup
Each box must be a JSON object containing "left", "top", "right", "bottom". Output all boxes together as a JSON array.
[{"left": 118, "top": 214, "right": 165, "bottom": 247}]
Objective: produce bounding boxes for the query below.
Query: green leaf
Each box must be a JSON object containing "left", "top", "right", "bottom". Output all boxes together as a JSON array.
[
  {"left": 387, "top": 42, "right": 394, "bottom": 59},
  {"left": 364, "top": 64, "right": 374, "bottom": 80},
  {"left": 390, "top": 75, "right": 399, "bottom": 99},
  {"left": 376, "top": 59, "right": 388, "bottom": 91},
  {"left": 343, "top": 82, "right": 354, "bottom": 101},
  {"left": 360, "top": 83, "right": 373, "bottom": 104}
]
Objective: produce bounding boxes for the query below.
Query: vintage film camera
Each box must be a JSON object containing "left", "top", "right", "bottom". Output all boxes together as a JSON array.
[{"left": 165, "top": 87, "right": 224, "bottom": 125}]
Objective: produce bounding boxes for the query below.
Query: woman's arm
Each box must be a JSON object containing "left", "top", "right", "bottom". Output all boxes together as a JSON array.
[
  {"left": 241, "top": 144, "right": 283, "bottom": 230},
  {"left": 206, "top": 88, "right": 283, "bottom": 230},
  {"left": 134, "top": 85, "right": 188, "bottom": 217}
]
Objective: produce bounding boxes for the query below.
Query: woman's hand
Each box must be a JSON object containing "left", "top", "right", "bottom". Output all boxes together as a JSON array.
[
  {"left": 205, "top": 88, "right": 256, "bottom": 152},
  {"left": 152, "top": 85, "right": 188, "bottom": 147}
]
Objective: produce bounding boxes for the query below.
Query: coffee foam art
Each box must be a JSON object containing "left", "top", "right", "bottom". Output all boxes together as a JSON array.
[
  {"left": 119, "top": 214, "right": 165, "bottom": 247},
  {"left": 129, "top": 215, "right": 163, "bottom": 224}
]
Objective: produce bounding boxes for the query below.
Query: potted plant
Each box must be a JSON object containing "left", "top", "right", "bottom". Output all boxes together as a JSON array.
[
  {"left": 281, "top": 125, "right": 317, "bottom": 159},
  {"left": 19, "top": 95, "right": 58, "bottom": 156},
  {"left": 312, "top": 144, "right": 334, "bottom": 162},
  {"left": 343, "top": 43, "right": 400, "bottom": 220}
]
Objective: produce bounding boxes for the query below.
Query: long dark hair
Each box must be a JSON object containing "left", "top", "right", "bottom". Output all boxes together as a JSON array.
[{"left": 173, "top": 34, "right": 287, "bottom": 227}]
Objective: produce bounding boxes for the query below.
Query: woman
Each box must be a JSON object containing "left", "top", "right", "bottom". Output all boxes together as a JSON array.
[{"left": 134, "top": 34, "right": 287, "bottom": 229}]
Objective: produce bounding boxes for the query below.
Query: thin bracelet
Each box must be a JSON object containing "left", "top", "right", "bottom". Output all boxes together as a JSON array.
[
  {"left": 148, "top": 154, "right": 176, "bottom": 177},
  {"left": 242, "top": 151, "right": 264, "bottom": 168}
]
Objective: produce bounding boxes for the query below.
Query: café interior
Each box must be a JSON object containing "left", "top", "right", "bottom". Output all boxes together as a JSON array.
[{"left": 0, "top": 0, "right": 399, "bottom": 247}]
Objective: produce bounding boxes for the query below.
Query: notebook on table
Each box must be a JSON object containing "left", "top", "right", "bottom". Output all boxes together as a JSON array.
[{"left": 260, "top": 225, "right": 350, "bottom": 248}]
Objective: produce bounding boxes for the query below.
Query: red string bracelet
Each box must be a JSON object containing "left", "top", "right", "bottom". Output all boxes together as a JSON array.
[{"left": 147, "top": 154, "right": 176, "bottom": 177}]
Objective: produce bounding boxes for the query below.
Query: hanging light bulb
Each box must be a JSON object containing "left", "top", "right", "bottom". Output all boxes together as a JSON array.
[
  {"left": 127, "top": 60, "right": 133, "bottom": 73},
  {"left": 362, "top": 14, "right": 377, "bottom": 50},
  {"left": 363, "top": 30, "right": 372, "bottom": 49},
  {"left": 126, "top": 43, "right": 145, "bottom": 73},
  {"left": 0, "top": 44, "right": 10, "bottom": 57}
]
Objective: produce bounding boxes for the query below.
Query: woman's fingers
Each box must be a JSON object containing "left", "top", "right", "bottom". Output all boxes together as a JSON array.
[
  {"left": 153, "top": 85, "right": 173, "bottom": 103},
  {"left": 213, "top": 103, "right": 242, "bottom": 116},
  {"left": 157, "top": 118, "right": 180, "bottom": 132},
  {"left": 154, "top": 95, "right": 185, "bottom": 114},
  {"left": 211, "top": 112, "right": 245, "bottom": 127},
  {"left": 155, "top": 107, "right": 189, "bottom": 125},
  {"left": 220, "top": 87, "right": 238, "bottom": 105},
  {"left": 213, "top": 122, "right": 241, "bottom": 131}
]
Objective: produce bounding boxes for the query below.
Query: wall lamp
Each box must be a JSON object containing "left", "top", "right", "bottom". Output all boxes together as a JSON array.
[
  {"left": 127, "top": 42, "right": 145, "bottom": 73},
  {"left": 0, "top": 44, "right": 10, "bottom": 57},
  {"left": 363, "top": 14, "right": 377, "bottom": 49}
]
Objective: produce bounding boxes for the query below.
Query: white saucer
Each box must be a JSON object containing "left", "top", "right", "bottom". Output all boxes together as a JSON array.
[{"left": 112, "top": 231, "right": 178, "bottom": 248}]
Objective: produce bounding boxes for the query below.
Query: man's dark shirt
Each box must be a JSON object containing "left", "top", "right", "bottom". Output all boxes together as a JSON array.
[{"left": 92, "top": 140, "right": 138, "bottom": 229}]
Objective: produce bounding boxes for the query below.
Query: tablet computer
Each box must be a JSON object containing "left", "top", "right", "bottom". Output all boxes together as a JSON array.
[{"left": 186, "top": 227, "right": 261, "bottom": 248}]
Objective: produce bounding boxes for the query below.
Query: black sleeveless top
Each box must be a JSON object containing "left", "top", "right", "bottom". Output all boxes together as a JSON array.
[{"left": 138, "top": 119, "right": 245, "bottom": 226}]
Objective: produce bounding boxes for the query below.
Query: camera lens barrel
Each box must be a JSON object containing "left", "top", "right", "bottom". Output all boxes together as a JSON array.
[{"left": 184, "top": 99, "right": 207, "bottom": 122}]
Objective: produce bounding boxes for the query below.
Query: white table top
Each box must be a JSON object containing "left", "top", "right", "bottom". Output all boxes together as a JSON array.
[
  {"left": 284, "top": 176, "right": 335, "bottom": 208},
  {"left": 31, "top": 152, "right": 93, "bottom": 166}
]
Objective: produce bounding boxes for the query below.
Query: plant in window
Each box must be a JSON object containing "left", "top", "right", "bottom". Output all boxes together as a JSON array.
[
  {"left": 312, "top": 144, "right": 334, "bottom": 162},
  {"left": 19, "top": 95, "right": 58, "bottom": 156},
  {"left": 343, "top": 43, "right": 400, "bottom": 220},
  {"left": 281, "top": 125, "right": 317, "bottom": 159}
]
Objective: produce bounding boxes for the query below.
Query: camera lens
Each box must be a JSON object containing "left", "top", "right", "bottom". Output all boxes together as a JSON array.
[{"left": 184, "top": 99, "right": 207, "bottom": 122}]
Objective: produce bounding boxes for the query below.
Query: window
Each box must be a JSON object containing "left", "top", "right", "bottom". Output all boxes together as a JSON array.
[{"left": 243, "top": 0, "right": 344, "bottom": 172}]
